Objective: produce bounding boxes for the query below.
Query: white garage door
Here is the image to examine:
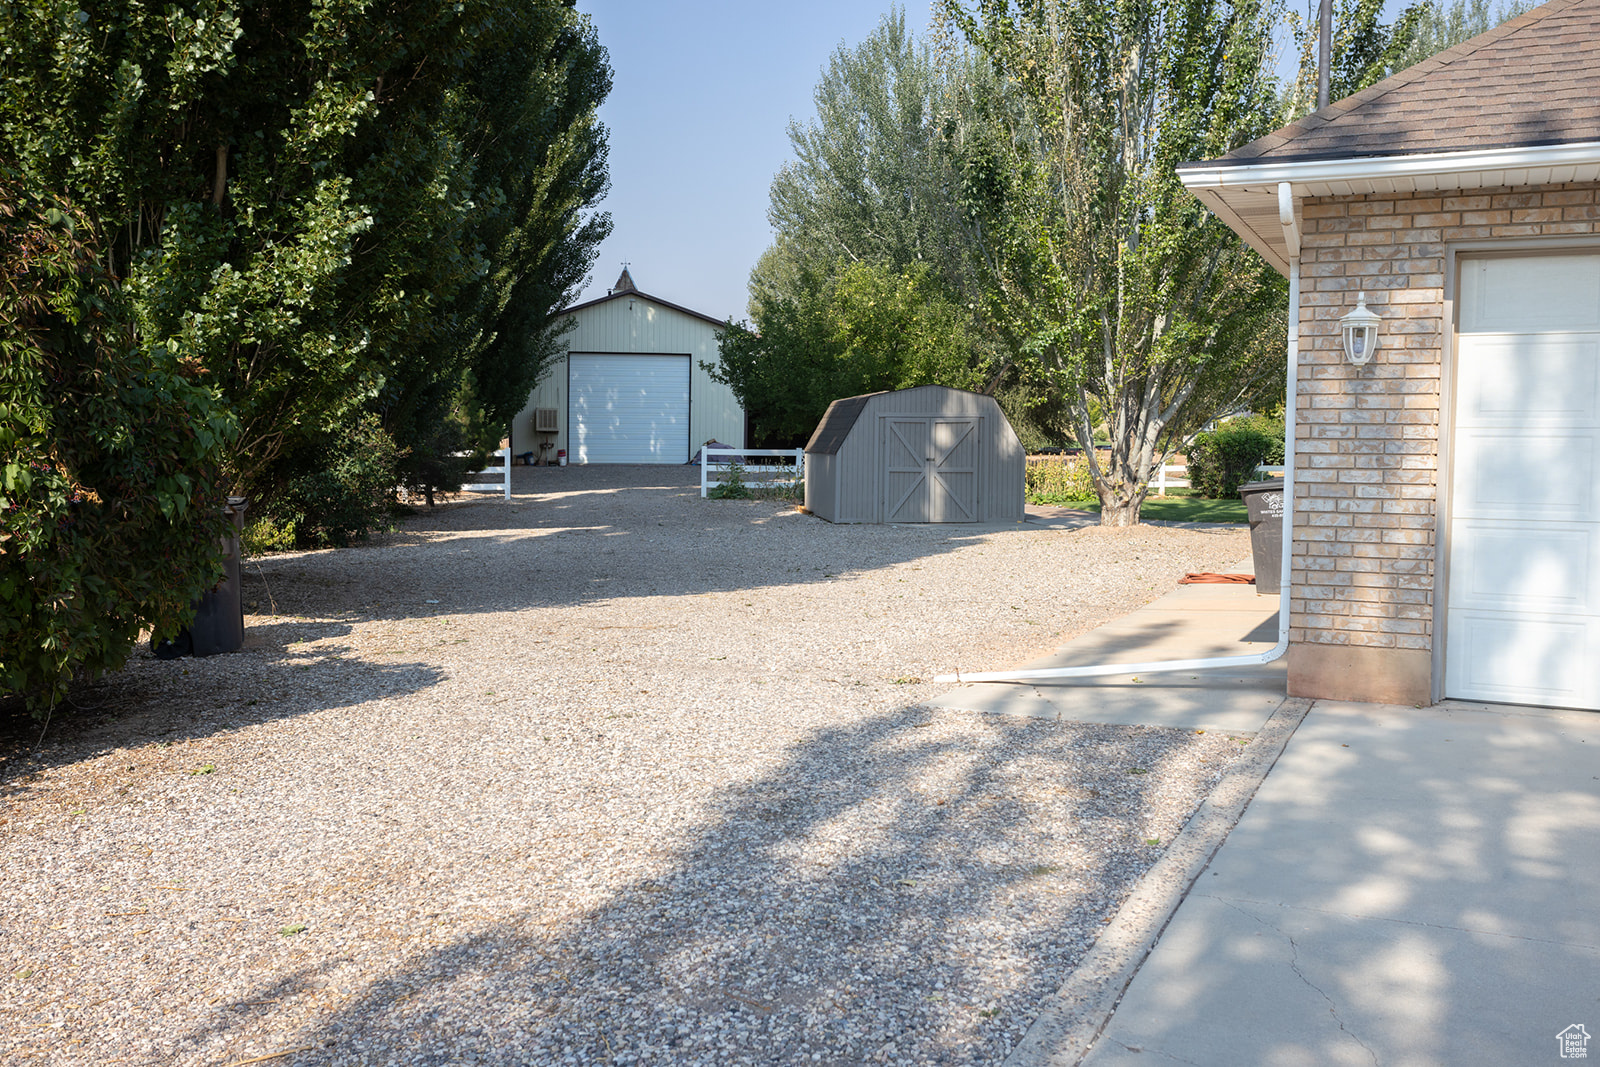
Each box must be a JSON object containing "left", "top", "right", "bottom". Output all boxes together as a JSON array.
[
  {"left": 569, "top": 354, "right": 690, "bottom": 464},
  {"left": 1448, "top": 253, "right": 1600, "bottom": 709}
]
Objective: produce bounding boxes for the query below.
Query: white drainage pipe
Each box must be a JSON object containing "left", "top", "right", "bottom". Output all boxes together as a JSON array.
[{"left": 934, "top": 185, "right": 1301, "bottom": 686}]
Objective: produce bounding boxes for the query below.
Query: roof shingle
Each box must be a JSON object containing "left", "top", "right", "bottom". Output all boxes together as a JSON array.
[{"left": 1218, "top": 0, "right": 1600, "bottom": 165}]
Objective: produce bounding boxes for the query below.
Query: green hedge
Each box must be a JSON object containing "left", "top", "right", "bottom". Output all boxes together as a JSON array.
[
  {"left": 1185, "top": 417, "right": 1284, "bottom": 499},
  {"left": 249, "top": 414, "right": 403, "bottom": 550},
  {"left": 1, "top": 178, "right": 236, "bottom": 710}
]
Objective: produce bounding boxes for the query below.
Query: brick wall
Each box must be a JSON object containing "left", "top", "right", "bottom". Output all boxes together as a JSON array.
[{"left": 1293, "top": 182, "right": 1600, "bottom": 655}]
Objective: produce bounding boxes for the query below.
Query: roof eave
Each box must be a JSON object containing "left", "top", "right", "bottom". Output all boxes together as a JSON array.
[
  {"left": 1180, "top": 139, "right": 1600, "bottom": 278},
  {"left": 561, "top": 287, "right": 729, "bottom": 329}
]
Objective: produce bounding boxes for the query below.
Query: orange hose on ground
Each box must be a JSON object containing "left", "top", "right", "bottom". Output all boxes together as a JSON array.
[{"left": 1179, "top": 573, "right": 1255, "bottom": 584}]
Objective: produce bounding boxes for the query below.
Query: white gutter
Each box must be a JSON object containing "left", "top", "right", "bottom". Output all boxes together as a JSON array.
[
  {"left": 933, "top": 184, "right": 1302, "bottom": 686},
  {"left": 1177, "top": 138, "right": 1600, "bottom": 193},
  {"left": 1182, "top": 140, "right": 1600, "bottom": 278}
]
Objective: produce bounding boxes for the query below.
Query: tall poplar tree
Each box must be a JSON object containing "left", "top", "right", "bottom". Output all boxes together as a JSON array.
[
  {"left": 1395, "top": 0, "right": 1529, "bottom": 70},
  {"left": 1280, "top": 0, "right": 1427, "bottom": 116},
  {"left": 0, "top": 0, "right": 610, "bottom": 510},
  {"left": 718, "top": 9, "right": 1001, "bottom": 446},
  {"left": 761, "top": 9, "right": 972, "bottom": 306},
  {"left": 939, "top": 0, "right": 1287, "bottom": 525}
]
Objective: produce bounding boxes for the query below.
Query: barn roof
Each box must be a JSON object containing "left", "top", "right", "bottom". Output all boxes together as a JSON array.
[
  {"left": 1178, "top": 0, "right": 1600, "bottom": 275},
  {"left": 561, "top": 270, "right": 728, "bottom": 329}
]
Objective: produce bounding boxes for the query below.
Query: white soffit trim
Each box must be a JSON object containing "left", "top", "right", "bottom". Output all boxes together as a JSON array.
[{"left": 1179, "top": 139, "right": 1600, "bottom": 277}]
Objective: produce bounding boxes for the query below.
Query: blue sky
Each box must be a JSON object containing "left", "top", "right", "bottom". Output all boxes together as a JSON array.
[
  {"left": 570, "top": 1, "right": 1416, "bottom": 324},
  {"left": 571, "top": 0, "right": 895, "bottom": 323}
]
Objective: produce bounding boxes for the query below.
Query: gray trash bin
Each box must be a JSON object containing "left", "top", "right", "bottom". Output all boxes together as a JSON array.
[
  {"left": 190, "top": 496, "right": 249, "bottom": 656},
  {"left": 1238, "top": 478, "right": 1285, "bottom": 595}
]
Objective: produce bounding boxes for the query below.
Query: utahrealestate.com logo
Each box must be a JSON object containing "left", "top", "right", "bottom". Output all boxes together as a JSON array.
[{"left": 1560, "top": 1025, "right": 1591, "bottom": 1060}]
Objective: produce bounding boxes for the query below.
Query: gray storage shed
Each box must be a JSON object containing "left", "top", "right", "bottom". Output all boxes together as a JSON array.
[{"left": 804, "top": 385, "right": 1025, "bottom": 523}]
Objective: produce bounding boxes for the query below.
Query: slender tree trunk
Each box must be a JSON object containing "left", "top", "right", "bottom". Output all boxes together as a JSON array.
[{"left": 212, "top": 144, "right": 228, "bottom": 206}]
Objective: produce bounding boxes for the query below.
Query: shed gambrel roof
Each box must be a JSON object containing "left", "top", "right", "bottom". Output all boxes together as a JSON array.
[
  {"left": 803, "top": 385, "right": 1013, "bottom": 456},
  {"left": 805, "top": 392, "right": 885, "bottom": 457},
  {"left": 1177, "top": 0, "right": 1600, "bottom": 275}
]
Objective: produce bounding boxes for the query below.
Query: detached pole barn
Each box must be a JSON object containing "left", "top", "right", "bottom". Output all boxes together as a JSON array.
[
  {"left": 510, "top": 268, "right": 745, "bottom": 465},
  {"left": 803, "top": 385, "right": 1025, "bottom": 523}
]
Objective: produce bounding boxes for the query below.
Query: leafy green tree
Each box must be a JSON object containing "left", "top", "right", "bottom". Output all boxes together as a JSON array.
[
  {"left": 366, "top": 5, "right": 612, "bottom": 467},
  {"left": 713, "top": 260, "right": 987, "bottom": 445},
  {"left": 938, "top": 0, "right": 1288, "bottom": 525},
  {"left": 1, "top": 175, "right": 236, "bottom": 710},
  {"left": 0, "top": 0, "right": 610, "bottom": 539},
  {"left": 394, "top": 370, "right": 504, "bottom": 509}
]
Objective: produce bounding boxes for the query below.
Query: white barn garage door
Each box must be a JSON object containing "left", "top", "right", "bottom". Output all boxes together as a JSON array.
[
  {"left": 1448, "top": 253, "right": 1600, "bottom": 709},
  {"left": 569, "top": 354, "right": 690, "bottom": 464}
]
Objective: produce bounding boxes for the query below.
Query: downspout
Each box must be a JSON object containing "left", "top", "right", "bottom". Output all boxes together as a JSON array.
[{"left": 934, "top": 184, "right": 1301, "bottom": 685}]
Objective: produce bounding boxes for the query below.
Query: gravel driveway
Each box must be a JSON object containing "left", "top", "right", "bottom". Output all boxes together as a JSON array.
[{"left": 2, "top": 465, "right": 1255, "bottom": 1066}]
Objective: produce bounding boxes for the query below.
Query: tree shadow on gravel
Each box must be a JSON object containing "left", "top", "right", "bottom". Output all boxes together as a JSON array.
[
  {"left": 200, "top": 702, "right": 1234, "bottom": 1067},
  {"left": 237, "top": 465, "right": 1046, "bottom": 623},
  {"left": 0, "top": 621, "right": 445, "bottom": 792}
]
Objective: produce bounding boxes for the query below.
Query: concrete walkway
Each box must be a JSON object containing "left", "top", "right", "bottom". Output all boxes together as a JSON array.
[
  {"left": 934, "top": 572, "right": 1600, "bottom": 1066},
  {"left": 930, "top": 570, "right": 1286, "bottom": 734}
]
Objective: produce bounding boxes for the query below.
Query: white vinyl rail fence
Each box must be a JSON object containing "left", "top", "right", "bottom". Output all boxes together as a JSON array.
[
  {"left": 1152, "top": 461, "right": 1285, "bottom": 496},
  {"left": 1154, "top": 462, "right": 1188, "bottom": 496},
  {"left": 700, "top": 447, "right": 804, "bottom": 497},
  {"left": 460, "top": 446, "right": 511, "bottom": 500}
]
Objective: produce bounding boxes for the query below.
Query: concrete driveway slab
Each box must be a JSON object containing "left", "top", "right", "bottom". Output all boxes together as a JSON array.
[
  {"left": 1077, "top": 699, "right": 1600, "bottom": 1067},
  {"left": 1080, "top": 892, "right": 1597, "bottom": 1066},
  {"left": 1198, "top": 701, "right": 1600, "bottom": 941}
]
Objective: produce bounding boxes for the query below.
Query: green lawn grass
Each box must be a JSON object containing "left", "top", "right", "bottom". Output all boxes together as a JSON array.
[
  {"left": 1042, "top": 489, "right": 1248, "bottom": 524},
  {"left": 1141, "top": 493, "right": 1248, "bottom": 523}
]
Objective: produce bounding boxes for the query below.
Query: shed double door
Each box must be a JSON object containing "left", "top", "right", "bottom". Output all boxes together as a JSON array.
[
  {"left": 882, "top": 416, "right": 979, "bottom": 522},
  {"left": 1447, "top": 252, "right": 1600, "bottom": 710}
]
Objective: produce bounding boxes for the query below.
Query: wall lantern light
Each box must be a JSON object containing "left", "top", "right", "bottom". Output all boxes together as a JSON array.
[{"left": 1340, "top": 291, "right": 1381, "bottom": 367}]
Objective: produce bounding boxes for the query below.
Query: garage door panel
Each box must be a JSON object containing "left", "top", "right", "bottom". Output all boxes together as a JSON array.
[
  {"left": 1449, "top": 252, "right": 1600, "bottom": 710},
  {"left": 1445, "top": 612, "right": 1599, "bottom": 708},
  {"left": 573, "top": 412, "right": 684, "bottom": 464},
  {"left": 1456, "top": 336, "right": 1600, "bottom": 425},
  {"left": 1454, "top": 430, "right": 1594, "bottom": 520},
  {"left": 569, "top": 354, "right": 689, "bottom": 464},
  {"left": 1449, "top": 520, "right": 1598, "bottom": 613},
  {"left": 1459, "top": 255, "right": 1600, "bottom": 332}
]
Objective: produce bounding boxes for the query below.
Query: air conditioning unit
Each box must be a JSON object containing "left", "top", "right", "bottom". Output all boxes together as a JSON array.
[{"left": 534, "top": 408, "right": 559, "bottom": 433}]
